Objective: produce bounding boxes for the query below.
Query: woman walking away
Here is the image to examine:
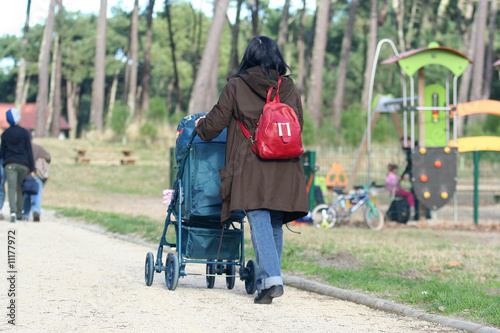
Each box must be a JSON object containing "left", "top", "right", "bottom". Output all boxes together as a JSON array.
[
  {"left": 0, "top": 108, "right": 35, "bottom": 222},
  {"left": 195, "top": 36, "right": 308, "bottom": 304}
]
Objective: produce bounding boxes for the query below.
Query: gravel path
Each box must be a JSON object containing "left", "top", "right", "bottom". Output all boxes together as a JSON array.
[{"left": 0, "top": 211, "right": 466, "bottom": 333}]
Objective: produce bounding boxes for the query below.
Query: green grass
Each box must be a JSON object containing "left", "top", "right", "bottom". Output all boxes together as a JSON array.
[
  {"left": 281, "top": 230, "right": 500, "bottom": 327},
  {"left": 52, "top": 207, "right": 167, "bottom": 243}
]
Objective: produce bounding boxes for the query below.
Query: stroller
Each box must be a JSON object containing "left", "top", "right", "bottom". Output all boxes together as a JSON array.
[{"left": 144, "top": 113, "right": 257, "bottom": 293}]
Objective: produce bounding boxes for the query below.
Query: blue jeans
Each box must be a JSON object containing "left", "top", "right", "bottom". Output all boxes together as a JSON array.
[
  {"left": 23, "top": 176, "right": 43, "bottom": 218},
  {"left": 246, "top": 209, "right": 284, "bottom": 293}
]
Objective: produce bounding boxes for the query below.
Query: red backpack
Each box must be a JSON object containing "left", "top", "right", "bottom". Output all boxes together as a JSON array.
[{"left": 237, "top": 76, "right": 304, "bottom": 159}]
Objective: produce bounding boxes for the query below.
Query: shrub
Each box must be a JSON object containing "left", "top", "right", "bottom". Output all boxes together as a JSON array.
[
  {"left": 110, "top": 102, "right": 130, "bottom": 137},
  {"left": 139, "top": 122, "right": 158, "bottom": 141},
  {"left": 149, "top": 97, "right": 168, "bottom": 121}
]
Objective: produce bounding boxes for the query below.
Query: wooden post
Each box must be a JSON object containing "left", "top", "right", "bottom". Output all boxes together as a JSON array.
[{"left": 390, "top": 112, "right": 404, "bottom": 141}]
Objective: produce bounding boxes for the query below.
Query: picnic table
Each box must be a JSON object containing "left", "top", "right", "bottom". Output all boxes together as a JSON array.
[{"left": 74, "top": 147, "right": 137, "bottom": 165}]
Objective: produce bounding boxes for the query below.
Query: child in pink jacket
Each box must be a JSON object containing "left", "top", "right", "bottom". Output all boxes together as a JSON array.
[{"left": 386, "top": 163, "right": 415, "bottom": 213}]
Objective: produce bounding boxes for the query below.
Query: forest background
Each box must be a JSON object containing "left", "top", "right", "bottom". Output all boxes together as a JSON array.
[{"left": 0, "top": 0, "right": 499, "bottom": 147}]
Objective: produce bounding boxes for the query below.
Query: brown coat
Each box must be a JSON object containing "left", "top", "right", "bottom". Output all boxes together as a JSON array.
[{"left": 196, "top": 67, "right": 308, "bottom": 223}]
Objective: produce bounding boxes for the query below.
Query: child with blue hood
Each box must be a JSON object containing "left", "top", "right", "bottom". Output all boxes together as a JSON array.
[{"left": 0, "top": 108, "right": 35, "bottom": 222}]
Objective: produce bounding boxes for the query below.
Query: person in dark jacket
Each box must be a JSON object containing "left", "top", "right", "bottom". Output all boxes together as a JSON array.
[
  {"left": 196, "top": 36, "right": 308, "bottom": 304},
  {"left": 0, "top": 108, "right": 35, "bottom": 222}
]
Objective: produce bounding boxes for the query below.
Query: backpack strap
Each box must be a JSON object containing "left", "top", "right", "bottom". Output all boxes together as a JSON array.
[
  {"left": 238, "top": 76, "right": 282, "bottom": 144},
  {"left": 237, "top": 120, "right": 254, "bottom": 144},
  {"left": 266, "top": 76, "right": 282, "bottom": 103}
]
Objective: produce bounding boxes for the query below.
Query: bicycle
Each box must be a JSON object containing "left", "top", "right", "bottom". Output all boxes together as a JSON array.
[{"left": 311, "top": 181, "right": 385, "bottom": 230}]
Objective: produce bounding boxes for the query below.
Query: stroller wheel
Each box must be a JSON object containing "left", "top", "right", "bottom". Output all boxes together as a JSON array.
[
  {"left": 225, "top": 261, "right": 236, "bottom": 290},
  {"left": 244, "top": 260, "right": 258, "bottom": 295},
  {"left": 165, "top": 253, "right": 179, "bottom": 291},
  {"left": 206, "top": 263, "right": 216, "bottom": 288},
  {"left": 145, "top": 252, "right": 154, "bottom": 286}
]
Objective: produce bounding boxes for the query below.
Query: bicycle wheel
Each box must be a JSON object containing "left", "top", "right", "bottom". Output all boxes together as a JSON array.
[
  {"left": 311, "top": 204, "right": 339, "bottom": 228},
  {"left": 364, "top": 204, "right": 384, "bottom": 230}
]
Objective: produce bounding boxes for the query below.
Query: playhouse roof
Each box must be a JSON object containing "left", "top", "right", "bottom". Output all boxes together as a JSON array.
[
  {"left": 493, "top": 59, "right": 500, "bottom": 67},
  {"left": 380, "top": 46, "right": 472, "bottom": 77},
  {"left": 0, "top": 103, "right": 70, "bottom": 131}
]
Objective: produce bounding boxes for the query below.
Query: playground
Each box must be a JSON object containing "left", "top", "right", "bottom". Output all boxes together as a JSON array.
[{"left": 307, "top": 40, "right": 500, "bottom": 227}]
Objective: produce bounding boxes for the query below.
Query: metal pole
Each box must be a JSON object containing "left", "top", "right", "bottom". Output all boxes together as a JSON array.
[
  {"left": 410, "top": 77, "right": 415, "bottom": 151},
  {"left": 445, "top": 72, "right": 450, "bottom": 145},
  {"left": 474, "top": 151, "right": 479, "bottom": 225},
  {"left": 453, "top": 76, "right": 458, "bottom": 146},
  {"left": 309, "top": 151, "right": 316, "bottom": 210},
  {"left": 170, "top": 147, "right": 176, "bottom": 188},
  {"left": 367, "top": 39, "right": 400, "bottom": 185}
]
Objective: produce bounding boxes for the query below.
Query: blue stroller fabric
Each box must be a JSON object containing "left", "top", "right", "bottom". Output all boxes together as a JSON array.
[
  {"left": 175, "top": 113, "right": 227, "bottom": 164},
  {"left": 174, "top": 114, "right": 244, "bottom": 224}
]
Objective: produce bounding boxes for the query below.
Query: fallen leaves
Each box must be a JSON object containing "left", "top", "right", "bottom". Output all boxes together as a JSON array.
[{"left": 445, "top": 260, "right": 462, "bottom": 268}]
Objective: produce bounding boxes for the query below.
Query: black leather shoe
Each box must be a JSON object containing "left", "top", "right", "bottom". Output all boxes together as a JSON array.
[{"left": 254, "top": 285, "right": 284, "bottom": 304}]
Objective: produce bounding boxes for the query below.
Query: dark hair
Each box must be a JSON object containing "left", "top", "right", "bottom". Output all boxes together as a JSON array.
[
  {"left": 388, "top": 163, "right": 398, "bottom": 172},
  {"left": 237, "top": 36, "right": 290, "bottom": 79}
]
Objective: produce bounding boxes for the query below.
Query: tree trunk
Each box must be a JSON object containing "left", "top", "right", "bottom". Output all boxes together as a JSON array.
[
  {"left": 392, "top": 0, "right": 405, "bottom": 52},
  {"left": 482, "top": 0, "right": 497, "bottom": 99},
  {"left": 21, "top": 75, "right": 31, "bottom": 105},
  {"left": 165, "top": 0, "right": 184, "bottom": 115},
  {"left": 188, "top": 0, "right": 230, "bottom": 115},
  {"left": 406, "top": 0, "right": 418, "bottom": 50},
  {"left": 332, "top": 0, "right": 358, "bottom": 128},
  {"left": 47, "top": 33, "right": 59, "bottom": 135},
  {"left": 277, "top": 0, "right": 291, "bottom": 53},
  {"left": 35, "top": 0, "right": 57, "bottom": 137},
  {"left": 297, "top": 0, "right": 306, "bottom": 95},
  {"left": 418, "top": 6, "right": 431, "bottom": 48},
  {"left": 191, "top": 3, "right": 203, "bottom": 83},
  {"left": 457, "top": 0, "right": 477, "bottom": 134},
  {"left": 107, "top": 69, "right": 120, "bottom": 126},
  {"left": 90, "top": 0, "right": 107, "bottom": 132},
  {"left": 248, "top": 0, "right": 260, "bottom": 37},
  {"left": 468, "top": 0, "right": 488, "bottom": 124},
  {"left": 228, "top": 0, "right": 243, "bottom": 76},
  {"left": 166, "top": 78, "right": 174, "bottom": 114},
  {"left": 306, "top": 0, "right": 331, "bottom": 128},
  {"left": 297, "top": 0, "right": 307, "bottom": 98},
  {"left": 66, "top": 80, "right": 80, "bottom": 140},
  {"left": 378, "top": 0, "right": 390, "bottom": 26},
  {"left": 50, "top": 37, "right": 62, "bottom": 138},
  {"left": 140, "top": 0, "right": 155, "bottom": 119},
  {"left": 434, "top": 0, "right": 450, "bottom": 35},
  {"left": 285, "top": 26, "right": 294, "bottom": 66},
  {"left": 361, "top": 0, "right": 378, "bottom": 110},
  {"left": 127, "top": 0, "right": 139, "bottom": 118},
  {"left": 121, "top": 47, "right": 130, "bottom": 105},
  {"left": 299, "top": 10, "right": 317, "bottom": 97},
  {"left": 467, "top": 0, "right": 488, "bottom": 102},
  {"left": 15, "top": 0, "right": 32, "bottom": 112}
]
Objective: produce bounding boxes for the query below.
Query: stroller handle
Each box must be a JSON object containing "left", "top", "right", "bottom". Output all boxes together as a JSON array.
[{"left": 186, "top": 126, "right": 199, "bottom": 149}]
